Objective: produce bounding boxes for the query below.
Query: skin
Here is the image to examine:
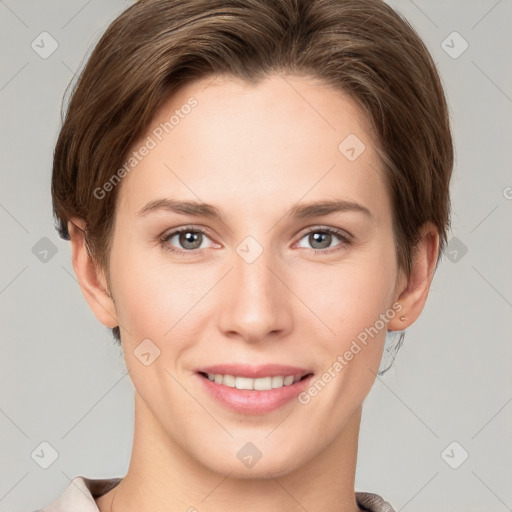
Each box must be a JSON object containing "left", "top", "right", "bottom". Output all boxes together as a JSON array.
[{"left": 69, "top": 74, "right": 439, "bottom": 512}]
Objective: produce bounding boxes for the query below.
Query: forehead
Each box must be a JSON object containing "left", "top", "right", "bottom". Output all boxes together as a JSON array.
[{"left": 116, "top": 74, "right": 389, "bottom": 224}]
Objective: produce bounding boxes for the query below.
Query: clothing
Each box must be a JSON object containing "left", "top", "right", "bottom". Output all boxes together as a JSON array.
[{"left": 34, "top": 475, "right": 396, "bottom": 512}]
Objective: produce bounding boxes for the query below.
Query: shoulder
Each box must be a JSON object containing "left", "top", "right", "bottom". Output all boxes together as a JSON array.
[
  {"left": 37, "top": 475, "right": 122, "bottom": 512},
  {"left": 356, "top": 491, "right": 397, "bottom": 512}
]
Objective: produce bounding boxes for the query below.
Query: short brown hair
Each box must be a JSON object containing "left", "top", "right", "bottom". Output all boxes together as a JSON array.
[{"left": 52, "top": 0, "right": 453, "bottom": 344}]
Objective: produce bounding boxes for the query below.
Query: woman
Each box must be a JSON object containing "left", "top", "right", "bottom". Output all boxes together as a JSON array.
[{"left": 41, "top": 0, "right": 453, "bottom": 510}]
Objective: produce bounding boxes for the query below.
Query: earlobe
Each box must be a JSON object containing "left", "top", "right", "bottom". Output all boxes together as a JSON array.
[
  {"left": 387, "top": 223, "right": 440, "bottom": 332},
  {"left": 67, "top": 218, "right": 119, "bottom": 329}
]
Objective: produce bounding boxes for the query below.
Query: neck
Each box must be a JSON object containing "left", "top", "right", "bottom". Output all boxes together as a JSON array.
[{"left": 97, "top": 392, "right": 364, "bottom": 512}]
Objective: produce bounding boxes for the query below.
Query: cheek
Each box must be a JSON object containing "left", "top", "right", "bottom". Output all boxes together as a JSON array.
[
  {"left": 301, "top": 256, "right": 397, "bottom": 416},
  {"left": 305, "top": 255, "right": 397, "bottom": 339},
  {"left": 109, "top": 248, "right": 212, "bottom": 349},
  {"left": 306, "top": 248, "right": 398, "bottom": 397}
]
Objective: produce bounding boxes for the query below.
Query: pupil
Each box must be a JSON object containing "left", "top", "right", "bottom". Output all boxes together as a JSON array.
[
  {"left": 181, "top": 231, "right": 201, "bottom": 249},
  {"left": 311, "top": 232, "right": 330, "bottom": 249}
]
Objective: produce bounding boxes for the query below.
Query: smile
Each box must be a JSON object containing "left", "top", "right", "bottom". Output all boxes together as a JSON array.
[{"left": 196, "top": 371, "right": 315, "bottom": 415}]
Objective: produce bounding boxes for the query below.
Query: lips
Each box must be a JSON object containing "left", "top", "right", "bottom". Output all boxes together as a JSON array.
[
  {"left": 195, "top": 363, "right": 313, "bottom": 379},
  {"left": 196, "top": 369, "right": 315, "bottom": 415}
]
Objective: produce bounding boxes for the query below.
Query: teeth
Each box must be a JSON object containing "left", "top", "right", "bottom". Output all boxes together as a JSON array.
[{"left": 205, "top": 373, "right": 303, "bottom": 390}]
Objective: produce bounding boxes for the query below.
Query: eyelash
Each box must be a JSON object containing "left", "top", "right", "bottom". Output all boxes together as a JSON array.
[{"left": 159, "top": 225, "right": 352, "bottom": 257}]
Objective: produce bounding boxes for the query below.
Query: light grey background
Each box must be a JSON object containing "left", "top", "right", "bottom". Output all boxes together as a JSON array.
[{"left": 1, "top": 1, "right": 511, "bottom": 511}]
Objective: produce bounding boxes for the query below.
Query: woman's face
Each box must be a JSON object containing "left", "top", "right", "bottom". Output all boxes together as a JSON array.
[{"left": 105, "top": 74, "right": 405, "bottom": 477}]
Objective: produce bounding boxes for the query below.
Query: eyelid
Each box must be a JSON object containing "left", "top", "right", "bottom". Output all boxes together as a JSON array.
[
  {"left": 295, "top": 224, "right": 353, "bottom": 242},
  {"left": 161, "top": 223, "right": 216, "bottom": 239}
]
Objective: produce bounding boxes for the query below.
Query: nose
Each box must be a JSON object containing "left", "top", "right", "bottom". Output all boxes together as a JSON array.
[{"left": 217, "top": 249, "right": 293, "bottom": 343}]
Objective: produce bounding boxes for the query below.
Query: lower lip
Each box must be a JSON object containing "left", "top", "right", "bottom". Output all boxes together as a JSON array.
[{"left": 196, "top": 373, "right": 314, "bottom": 415}]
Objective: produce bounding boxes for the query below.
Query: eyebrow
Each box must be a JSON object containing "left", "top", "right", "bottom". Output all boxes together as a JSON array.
[{"left": 136, "top": 198, "right": 373, "bottom": 221}]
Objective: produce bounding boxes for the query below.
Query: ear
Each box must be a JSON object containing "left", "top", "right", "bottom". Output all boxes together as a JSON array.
[
  {"left": 67, "top": 217, "right": 118, "bottom": 329},
  {"left": 387, "top": 222, "right": 440, "bottom": 331}
]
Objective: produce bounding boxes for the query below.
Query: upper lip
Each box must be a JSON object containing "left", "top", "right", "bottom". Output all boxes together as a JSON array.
[{"left": 196, "top": 363, "right": 313, "bottom": 379}]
